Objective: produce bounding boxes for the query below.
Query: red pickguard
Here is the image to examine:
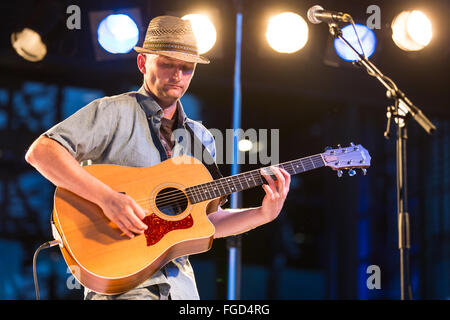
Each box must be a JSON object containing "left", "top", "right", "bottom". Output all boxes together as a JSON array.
[{"left": 142, "top": 213, "right": 193, "bottom": 246}]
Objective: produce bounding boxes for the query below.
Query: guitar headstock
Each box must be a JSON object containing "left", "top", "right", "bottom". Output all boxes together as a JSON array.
[{"left": 322, "top": 143, "right": 371, "bottom": 177}]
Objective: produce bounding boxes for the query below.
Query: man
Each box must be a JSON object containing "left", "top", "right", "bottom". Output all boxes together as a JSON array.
[{"left": 25, "top": 16, "right": 290, "bottom": 300}]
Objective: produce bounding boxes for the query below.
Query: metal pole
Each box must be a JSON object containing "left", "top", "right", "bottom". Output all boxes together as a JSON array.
[
  {"left": 396, "top": 121, "right": 413, "bottom": 300},
  {"left": 227, "top": 8, "right": 243, "bottom": 300}
]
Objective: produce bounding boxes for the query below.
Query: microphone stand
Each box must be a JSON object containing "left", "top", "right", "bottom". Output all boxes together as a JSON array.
[{"left": 327, "top": 22, "right": 436, "bottom": 300}]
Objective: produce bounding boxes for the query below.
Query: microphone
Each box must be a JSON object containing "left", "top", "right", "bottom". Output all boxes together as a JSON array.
[{"left": 307, "top": 5, "right": 352, "bottom": 24}]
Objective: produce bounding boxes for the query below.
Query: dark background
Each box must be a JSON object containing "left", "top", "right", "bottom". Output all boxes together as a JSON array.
[{"left": 0, "top": 0, "right": 448, "bottom": 300}]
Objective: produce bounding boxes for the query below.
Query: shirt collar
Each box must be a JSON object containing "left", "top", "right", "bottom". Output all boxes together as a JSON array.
[{"left": 136, "top": 85, "right": 188, "bottom": 125}]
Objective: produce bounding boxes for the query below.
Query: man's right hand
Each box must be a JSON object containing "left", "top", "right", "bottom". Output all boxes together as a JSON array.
[
  {"left": 100, "top": 192, "right": 148, "bottom": 239},
  {"left": 25, "top": 136, "right": 149, "bottom": 239}
]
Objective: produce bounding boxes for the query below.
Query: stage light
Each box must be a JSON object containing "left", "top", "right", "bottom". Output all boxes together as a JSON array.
[
  {"left": 266, "top": 12, "right": 309, "bottom": 54},
  {"left": 10, "top": 0, "right": 68, "bottom": 62},
  {"left": 97, "top": 14, "right": 139, "bottom": 54},
  {"left": 11, "top": 28, "right": 47, "bottom": 62},
  {"left": 238, "top": 139, "right": 253, "bottom": 152},
  {"left": 392, "top": 10, "right": 432, "bottom": 51},
  {"left": 334, "top": 24, "right": 377, "bottom": 61},
  {"left": 182, "top": 14, "right": 217, "bottom": 54}
]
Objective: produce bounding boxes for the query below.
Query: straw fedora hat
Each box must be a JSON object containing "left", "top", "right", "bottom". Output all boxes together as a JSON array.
[{"left": 134, "top": 15, "right": 210, "bottom": 64}]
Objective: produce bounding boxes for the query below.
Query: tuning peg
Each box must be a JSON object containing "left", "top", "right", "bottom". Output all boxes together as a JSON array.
[
  {"left": 361, "top": 168, "right": 367, "bottom": 176},
  {"left": 350, "top": 142, "right": 359, "bottom": 150},
  {"left": 348, "top": 169, "right": 356, "bottom": 176},
  {"left": 337, "top": 144, "right": 342, "bottom": 148},
  {"left": 337, "top": 170, "right": 343, "bottom": 178}
]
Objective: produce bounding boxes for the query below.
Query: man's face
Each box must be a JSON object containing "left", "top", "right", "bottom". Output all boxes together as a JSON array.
[{"left": 139, "top": 54, "right": 196, "bottom": 106}]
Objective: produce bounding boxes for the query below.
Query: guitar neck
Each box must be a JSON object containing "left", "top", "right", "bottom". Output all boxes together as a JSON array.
[{"left": 186, "top": 154, "right": 325, "bottom": 204}]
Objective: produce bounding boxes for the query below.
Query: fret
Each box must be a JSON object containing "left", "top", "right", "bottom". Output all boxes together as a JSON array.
[
  {"left": 199, "top": 182, "right": 209, "bottom": 199},
  {"left": 288, "top": 161, "right": 297, "bottom": 175},
  {"left": 202, "top": 183, "right": 213, "bottom": 199},
  {"left": 211, "top": 180, "right": 221, "bottom": 198},
  {"left": 251, "top": 171, "right": 261, "bottom": 186},
  {"left": 298, "top": 159, "right": 306, "bottom": 172},
  {"left": 202, "top": 182, "right": 211, "bottom": 199},
  {"left": 242, "top": 172, "right": 252, "bottom": 189},
  {"left": 186, "top": 187, "right": 196, "bottom": 203},
  {"left": 229, "top": 177, "right": 239, "bottom": 193},
  {"left": 194, "top": 188, "right": 201, "bottom": 203},
  {"left": 289, "top": 160, "right": 302, "bottom": 173},
  {"left": 193, "top": 184, "right": 203, "bottom": 202},
  {"left": 242, "top": 173, "right": 251, "bottom": 189},
  {"left": 248, "top": 171, "right": 259, "bottom": 187},
  {"left": 251, "top": 170, "right": 264, "bottom": 185},
  {"left": 312, "top": 155, "right": 325, "bottom": 168},
  {"left": 243, "top": 172, "right": 256, "bottom": 188},
  {"left": 187, "top": 185, "right": 199, "bottom": 203},
  {"left": 235, "top": 173, "right": 245, "bottom": 192},
  {"left": 310, "top": 156, "right": 317, "bottom": 168},
  {"left": 198, "top": 184, "right": 207, "bottom": 202},
  {"left": 220, "top": 178, "right": 232, "bottom": 194},
  {"left": 224, "top": 177, "right": 235, "bottom": 194},
  {"left": 279, "top": 162, "right": 294, "bottom": 175},
  {"left": 301, "top": 157, "right": 314, "bottom": 170},
  {"left": 216, "top": 178, "right": 227, "bottom": 196},
  {"left": 218, "top": 182, "right": 224, "bottom": 197}
]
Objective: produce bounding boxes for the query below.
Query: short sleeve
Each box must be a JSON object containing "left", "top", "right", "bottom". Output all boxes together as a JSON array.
[{"left": 43, "top": 98, "right": 115, "bottom": 162}]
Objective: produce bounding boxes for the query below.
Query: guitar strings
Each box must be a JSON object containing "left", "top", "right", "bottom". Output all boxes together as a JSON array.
[
  {"left": 147, "top": 154, "right": 322, "bottom": 204},
  {"left": 133, "top": 162, "right": 295, "bottom": 207},
  {"left": 131, "top": 156, "right": 325, "bottom": 209},
  {"left": 133, "top": 169, "right": 266, "bottom": 208},
  {"left": 133, "top": 156, "right": 324, "bottom": 208},
  {"left": 141, "top": 154, "right": 322, "bottom": 206},
  {"left": 133, "top": 168, "right": 269, "bottom": 208},
  {"left": 137, "top": 156, "right": 324, "bottom": 208}
]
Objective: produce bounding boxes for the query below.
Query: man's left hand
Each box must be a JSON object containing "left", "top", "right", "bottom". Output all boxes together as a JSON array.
[{"left": 259, "top": 166, "right": 291, "bottom": 222}]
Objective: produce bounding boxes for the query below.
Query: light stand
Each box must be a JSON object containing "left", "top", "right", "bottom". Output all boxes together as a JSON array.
[
  {"left": 227, "top": 0, "right": 243, "bottom": 300},
  {"left": 327, "top": 21, "right": 436, "bottom": 300}
]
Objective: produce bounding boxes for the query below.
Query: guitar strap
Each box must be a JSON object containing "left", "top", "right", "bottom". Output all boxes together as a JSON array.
[
  {"left": 184, "top": 123, "right": 228, "bottom": 207},
  {"left": 184, "top": 123, "right": 223, "bottom": 180}
]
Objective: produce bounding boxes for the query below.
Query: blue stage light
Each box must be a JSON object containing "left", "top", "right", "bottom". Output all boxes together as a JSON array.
[
  {"left": 97, "top": 14, "right": 139, "bottom": 54},
  {"left": 334, "top": 24, "right": 377, "bottom": 61}
]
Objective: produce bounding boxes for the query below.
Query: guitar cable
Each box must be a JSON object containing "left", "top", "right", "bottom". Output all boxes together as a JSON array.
[{"left": 32, "top": 240, "right": 61, "bottom": 300}]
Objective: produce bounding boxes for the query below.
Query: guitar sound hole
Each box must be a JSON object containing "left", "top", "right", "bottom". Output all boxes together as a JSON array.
[{"left": 155, "top": 187, "right": 188, "bottom": 216}]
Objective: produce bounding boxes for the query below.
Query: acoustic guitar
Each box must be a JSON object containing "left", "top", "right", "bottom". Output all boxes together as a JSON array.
[{"left": 51, "top": 144, "right": 371, "bottom": 294}]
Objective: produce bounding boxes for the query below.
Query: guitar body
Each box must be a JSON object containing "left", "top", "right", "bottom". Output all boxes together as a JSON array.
[{"left": 52, "top": 155, "right": 217, "bottom": 295}]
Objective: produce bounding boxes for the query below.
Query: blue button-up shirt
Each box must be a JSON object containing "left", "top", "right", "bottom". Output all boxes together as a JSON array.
[{"left": 44, "top": 86, "right": 218, "bottom": 299}]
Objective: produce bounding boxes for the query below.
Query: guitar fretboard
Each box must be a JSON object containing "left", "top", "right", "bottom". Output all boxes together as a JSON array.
[{"left": 186, "top": 154, "right": 325, "bottom": 204}]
